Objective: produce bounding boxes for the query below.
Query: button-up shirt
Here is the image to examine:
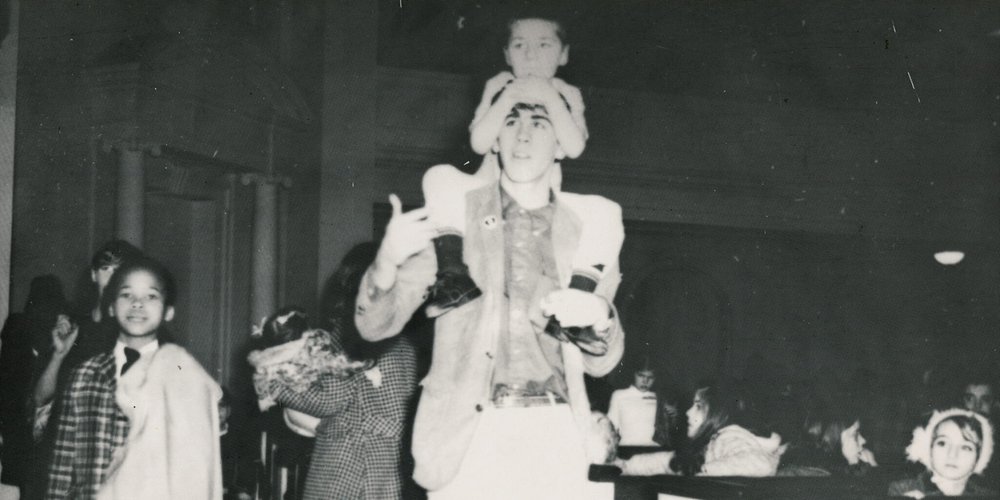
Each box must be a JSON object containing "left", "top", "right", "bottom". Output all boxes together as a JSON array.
[{"left": 491, "top": 189, "right": 567, "bottom": 401}]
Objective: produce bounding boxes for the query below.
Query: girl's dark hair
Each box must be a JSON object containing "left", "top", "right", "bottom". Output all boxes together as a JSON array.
[
  {"left": 101, "top": 256, "right": 178, "bottom": 313},
  {"left": 653, "top": 384, "right": 688, "bottom": 450},
  {"left": 937, "top": 415, "right": 984, "bottom": 455},
  {"left": 320, "top": 242, "right": 381, "bottom": 362},
  {"left": 670, "top": 382, "right": 756, "bottom": 475}
]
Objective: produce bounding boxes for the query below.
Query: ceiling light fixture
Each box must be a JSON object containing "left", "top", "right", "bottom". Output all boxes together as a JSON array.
[{"left": 934, "top": 250, "right": 965, "bottom": 266}]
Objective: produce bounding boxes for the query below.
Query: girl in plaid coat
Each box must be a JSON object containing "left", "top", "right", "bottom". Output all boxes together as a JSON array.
[{"left": 256, "top": 243, "right": 418, "bottom": 500}]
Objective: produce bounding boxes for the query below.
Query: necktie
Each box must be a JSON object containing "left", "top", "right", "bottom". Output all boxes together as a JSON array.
[{"left": 121, "top": 347, "right": 140, "bottom": 375}]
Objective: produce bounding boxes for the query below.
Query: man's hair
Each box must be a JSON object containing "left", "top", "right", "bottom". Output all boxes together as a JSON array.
[{"left": 90, "top": 239, "right": 142, "bottom": 271}]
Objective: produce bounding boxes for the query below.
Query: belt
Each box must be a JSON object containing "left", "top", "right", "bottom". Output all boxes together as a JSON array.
[{"left": 491, "top": 385, "right": 567, "bottom": 409}]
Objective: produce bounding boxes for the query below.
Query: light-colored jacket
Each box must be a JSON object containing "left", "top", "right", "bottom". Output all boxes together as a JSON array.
[
  {"left": 702, "top": 425, "right": 785, "bottom": 477},
  {"left": 355, "top": 183, "right": 625, "bottom": 490},
  {"left": 98, "top": 344, "right": 223, "bottom": 500}
]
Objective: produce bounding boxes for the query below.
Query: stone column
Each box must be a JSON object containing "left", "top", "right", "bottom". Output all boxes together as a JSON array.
[
  {"left": 242, "top": 173, "right": 292, "bottom": 325},
  {"left": 105, "top": 141, "right": 160, "bottom": 248}
]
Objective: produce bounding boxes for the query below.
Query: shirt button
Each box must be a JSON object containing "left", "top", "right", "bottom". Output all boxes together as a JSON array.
[{"left": 475, "top": 404, "right": 484, "bottom": 412}]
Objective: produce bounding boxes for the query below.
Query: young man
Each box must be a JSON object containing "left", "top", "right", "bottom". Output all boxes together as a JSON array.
[
  {"left": 357, "top": 97, "right": 625, "bottom": 498},
  {"left": 608, "top": 367, "right": 658, "bottom": 446}
]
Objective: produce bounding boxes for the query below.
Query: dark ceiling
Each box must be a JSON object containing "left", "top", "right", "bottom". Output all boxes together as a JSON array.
[{"left": 378, "top": 0, "right": 1000, "bottom": 108}]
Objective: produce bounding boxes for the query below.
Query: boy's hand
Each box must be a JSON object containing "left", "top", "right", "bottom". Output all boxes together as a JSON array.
[
  {"left": 502, "top": 76, "right": 563, "bottom": 110},
  {"left": 540, "top": 289, "right": 612, "bottom": 335},
  {"left": 551, "top": 78, "right": 585, "bottom": 112},
  {"left": 51, "top": 314, "right": 79, "bottom": 358},
  {"left": 371, "top": 194, "right": 436, "bottom": 290},
  {"left": 484, "top": 71, "right": 515, "bottom": 100}
]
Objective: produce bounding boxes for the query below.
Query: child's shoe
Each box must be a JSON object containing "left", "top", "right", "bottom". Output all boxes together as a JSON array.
[{"left": 425, "top": 234, "right": 482, "bottom": 317}]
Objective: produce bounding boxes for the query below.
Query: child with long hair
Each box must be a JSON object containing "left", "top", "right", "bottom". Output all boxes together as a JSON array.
[
  {"left": 617, "top": 383, "right": 786, "bottom": 476},
  {"left": 889, "top": 408, "right": 996, "bottom": 497},
  {"left": 779, "top": 407, "right": 877, "bottom": 476}
]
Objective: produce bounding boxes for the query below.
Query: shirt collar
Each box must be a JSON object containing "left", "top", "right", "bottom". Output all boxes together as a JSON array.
[{"left": 500, "top": 186, "right": 556, "bottom": 221}]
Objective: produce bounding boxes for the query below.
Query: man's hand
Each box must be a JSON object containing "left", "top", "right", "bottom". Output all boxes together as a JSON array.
[
  {"left": 540, "top": 289, "right": 612, "bottom": 333},
  {"left": 371, "top": 194, "right": 436, "bottom": 290},
  {"left": 51, "top": 314, "right": 79, "bottom": 358}
]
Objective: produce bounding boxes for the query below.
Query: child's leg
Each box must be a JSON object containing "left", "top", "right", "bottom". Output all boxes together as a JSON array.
[
  {"left": 422, "top": 164, "right": 485, "bottom": 317},
  {"left": 547, "top": 195, "right": 625, "bottom": 354}
]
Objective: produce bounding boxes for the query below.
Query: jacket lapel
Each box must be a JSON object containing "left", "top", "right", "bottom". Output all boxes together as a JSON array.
[{"left": 464, "top": 185, "right": 505, "bottom": 296}]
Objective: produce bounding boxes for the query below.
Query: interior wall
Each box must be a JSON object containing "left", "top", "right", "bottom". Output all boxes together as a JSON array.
[{"left": 0, "top": 0, "right": 16, "bottom": 324}]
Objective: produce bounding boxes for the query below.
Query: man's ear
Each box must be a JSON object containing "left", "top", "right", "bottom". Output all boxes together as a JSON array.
[
  {"left": 559, "top": 45, "right": 569, "bottom": 67},
  {"left": 91, "top": 269, "right": 98, "bottom": 284},
  {"left": 165, "top": 306, "right": 175, "bottom": 322}
]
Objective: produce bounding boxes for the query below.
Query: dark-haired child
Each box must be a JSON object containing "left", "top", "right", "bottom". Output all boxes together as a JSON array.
[
  {"left": 420, "top": 14, "right": 623, "bottom": 354},
  {"left": 45, "top": 257, "right": 222, "bottom": 499},
  {"left": 889, "top": 408, "right": 996, "bottom": 497},
  {"left": 617, "top": 384, "right": 786, "bottom": 477}
]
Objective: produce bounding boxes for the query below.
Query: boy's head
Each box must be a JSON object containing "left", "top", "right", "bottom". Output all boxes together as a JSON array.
[
  {"left": 90, "top": 239, "right": 142, "bottom": 296},
  {"left": 964, "top": 383, "right": 995, "bottom": 417},
  {"left": 104, "top": 256, "right": 177, "bottom": 342},
  {"left": 634, "top": 368, "right": 655, "bottom": 392},
  {"left": 504, "top": 17, "right": 568, "bottom": 79}
]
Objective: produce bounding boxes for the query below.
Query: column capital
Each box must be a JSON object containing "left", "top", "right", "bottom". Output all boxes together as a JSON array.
[{"left": 240, "top": 172, "right": 293, "bottom": 189}]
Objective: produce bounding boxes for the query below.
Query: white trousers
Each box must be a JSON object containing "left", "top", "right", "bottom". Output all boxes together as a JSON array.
[{"left": 428, "top": 404, "right": 613, "bottom": 500}]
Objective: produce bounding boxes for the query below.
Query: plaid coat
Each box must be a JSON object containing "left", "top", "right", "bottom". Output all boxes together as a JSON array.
[
  {"left": 273, "top": 330, "right": 417, "bottom": 500},
  {"left": 44, "top": 352, "right": 128, "bottom": 500}
]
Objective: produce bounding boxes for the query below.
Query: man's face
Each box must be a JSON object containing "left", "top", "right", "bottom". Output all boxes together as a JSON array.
[
  {"left": 496, "top": 104, "right": 563, "bottom": 186},
  {"left": 634, "top": 370, "right": 655, "bottom": 391},
  {"left": 963, "top": 384, "right": 995, "bottom": 416},
  {"left": 504, "top": 18, "right": 568, "bottom": 79}
]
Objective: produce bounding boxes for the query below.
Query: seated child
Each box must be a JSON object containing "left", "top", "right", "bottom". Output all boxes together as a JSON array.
[
  {"left": 247, "top": 307, "right": 372, "bottom": 436},
  {"left": 616, "top": 383, "right": 786, "bottom": 477},
  {"left": 888, "top": 408, "right": 996, "bottom": 497},
  {"left": 779, "top": 407, "right": 877, "bottom": 477},
  {"left": 421, "top": 13, "right": 622, "bottom": 355}
]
